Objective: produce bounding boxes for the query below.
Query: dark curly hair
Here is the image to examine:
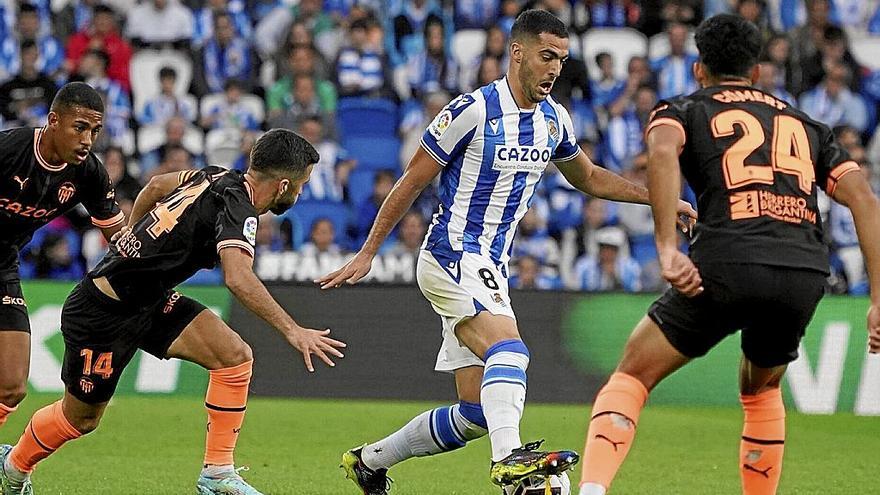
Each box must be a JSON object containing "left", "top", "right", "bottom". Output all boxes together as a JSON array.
[
  {"left": 511, "top": 9, "right": 568, "bottom": 42},
  {"left": 695, "top": 14, "right": 762, "bottom": 79}
]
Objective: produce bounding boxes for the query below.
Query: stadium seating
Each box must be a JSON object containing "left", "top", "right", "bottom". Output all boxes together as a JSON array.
[
  {"left": 204, "top": 128, "right": 243, "bottom": 168},
  {"left": 850, "top": 34, "right": 880, "bottom": 71},
  {"left": 136, "top": 123, "right": 205, "bottom": 156},
  {"left": 129, "top": 50, "right": 194, "bottom": 117},
  {"left": 582, "top": 28, "right": 648, "bottom": 80},
  {"left": 200, "top": 93, "right": 266, "bottom": 126},
  {"left": 283, "top": 200, "right": 353, "bottom": 246},
  {"left": 347, "top": 168, "right": 378, "bottom": 208},
  {"left": 451, "top": 29, "right": 487, "bottom": 90},
  {"left": 336, "top": 97, "right": 399, "bottom": 139},
  {"left": 647, "top": 30, "right": 698, "bottom": 60},
  {"left": 344, "top": 136, "right": 401, "bottom": 170}
]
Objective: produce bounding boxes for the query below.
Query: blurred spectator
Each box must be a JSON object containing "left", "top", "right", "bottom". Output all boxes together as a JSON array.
[
  {"left": 573, "top": 197, "right": 615, "bottom": 259},
  {"left": 200, "top": 79, "right": 260, "bottom": 131},
  {"left": 336, "top": 18, "right": 393, "bottom": 98},
  {"left": 790, "top": 0, "right": 832, "bottom": 72},
  {"left": 101, "top": 146, "right": 141, "bottom": 203},
  {"left": 756, "top": 61, "right": 796, "bottom": 106},
  {"left": 193, "top": 11, "right": 256, "bottom": 97},
  {"left": 254, "top": 0, "right": 335, "bottom": 61},
  {"left": 407, "top": 18, "right": 458, "bottom": 98},
  {"left": 834, "top": 0, "right": 877, "bottom": 30},
  {"left": 192, "top": 0, "right": 251, "bottom": 48},
  {"left": 572, "top": 0, "right": 641, "bottom": 33},
  {"left": 650, "top": 22, "right": 699, "bottom": 99},
  {"left": 0, "top": 3, "right": 63, "bottom": 82},
  {"left": 141, "top": 116, "right": 201, "bottom": 173},
  {"left": 138, "top": 66, "right": 197, "bottom": 126},
  {"left": 268, "top": 44, "right": 335, "bottom": 118},
  {"left": 801, "top": 26, "right": 862, "bottom": 94},
  {"left": 453, "top": 0, "right": 499, "bottom": 30},
  {"left": 0, "top": 40, "right": 56, "bottom": 126},
  {"left": 255, "top": 213, "right": 285, "bottom": 253},
  {"left": 542, "top": 161, "right": 585, "bottom": 236},
  {"left": 268, "top": 73, "right": 327, "bottom": 129},
  {"left": 125, "top": 0, "right": 193, "bottom": 49},
  {"left": 144, "top": 144, "right": 193, "bottom": 183},
  {"left": 639, "top": 0, "right": 702, "bottom": 36},
  {"left": 476, "top": 55, "right": 503, "bottom": 87},
  {"left": 762, "top": 34, "right": 799, "bottom": 97},
  {"left": 32, "top": 230, "right": 83, "bottom": 280},
  {"left": 272, "top": 24, "right": 330, "bottom": 81},
  {"left": 73, "top": 48, "right": 131, "bottom": 151},
  {"left": 603, "top": 85, "right": 655, "bottom": 172},
  {"left": 591, "top": 52, "right": 626, "bottom": 110},
  {"left": 300, "top": 218, "right": 342, "bottom": 256},
  {"left": 297, "top": 116, "right": 354, "bottom": 203},
  {"left": 528, "top": 0, "right": 572, "bottom": 27},
  {"left": 498, "top": 0, "right": 520, "bottom": 35},
  {"left": 510, "top": 255, "right": 563, "bottom": 290},
  {"left": 513, "top": 207, "right": 560, "bottom": 268},
  {"left": 401, "top": 90, "right": 448, "bottom": 166},
  {"left": 615, "top": 154, "right": 662, "bottom": 290},
  {"left": 550, "top": 50, "right": 590, "bottom": 109},
  {"left": 53, "top": 0, "right": 101, "bottom": 42},
  {"left": 388, "top": 0, "right": 444, "bottom": 67},
  {"left": 768, "top": 0, "right": 808, "bottom": 32},
  {"left": 799, "top": 64, "right": 869, "bottom": 132},
  {"left": 735, "top": 0, "right": 772, "bottom": 42},
  {"left": 571, "top": 226, "right": 641, "bottom": 292},
  {"left": 65, "top": 4, "right": 132, "bottom": 92},
  {"left": 354, "top": 170, "right": 395, "bottom": 247},
  {"left": 829, "top": 164, "right": 869, "bottom": 294},
  {"left": 388, "top": 210, "right": 426, "bottom": 257}
]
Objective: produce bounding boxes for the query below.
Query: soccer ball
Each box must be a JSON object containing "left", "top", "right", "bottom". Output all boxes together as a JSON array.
[{"left": 504, "top": 473, "right": 571, "bottom": 495}]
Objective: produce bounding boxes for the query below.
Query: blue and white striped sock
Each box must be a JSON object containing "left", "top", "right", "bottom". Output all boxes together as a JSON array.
[
  {"left": 361, "top": 401, "right": 488, "bottom": 470},
  {"left": 481, "top": 339, "right": 530, "bottom": 461}
]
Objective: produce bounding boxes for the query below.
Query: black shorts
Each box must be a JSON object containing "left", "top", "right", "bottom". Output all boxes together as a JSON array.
[
  {"left": 648, "top": 263, "right": 826, "bottom": 368},
  {"left": 61, "top": 278, "right": 207, "bottom": 404},
  {"left": 0, "top": 267, "right": 29, "bottom": 333}
]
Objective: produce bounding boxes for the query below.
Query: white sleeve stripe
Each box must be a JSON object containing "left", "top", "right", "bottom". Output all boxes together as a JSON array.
[
  {"left": 554, "top": 148, "right": 581, "bottom": 163},
  {"left": 420, "top": 138, "right": 448, "bottom": 166}
]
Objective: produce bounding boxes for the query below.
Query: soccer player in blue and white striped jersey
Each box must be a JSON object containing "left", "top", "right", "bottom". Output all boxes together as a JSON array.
[{"left": 322, "top": 10, "right": 697, "bottom": 493}]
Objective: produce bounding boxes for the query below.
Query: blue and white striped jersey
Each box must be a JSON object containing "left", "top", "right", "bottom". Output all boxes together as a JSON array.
[{"left": 420, "top": 77, "right": 580, "bottom": 266}]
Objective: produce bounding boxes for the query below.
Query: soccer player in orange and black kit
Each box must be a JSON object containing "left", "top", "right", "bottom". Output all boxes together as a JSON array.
[
  {"left": 577, "top": 14, "right": 880, "bottom": 495},
  {"left": 0, "top": 129, "right": 346, "bottom": 495},
  {"left": 0, "top": 82, "right": 125, "bottom": 433}
]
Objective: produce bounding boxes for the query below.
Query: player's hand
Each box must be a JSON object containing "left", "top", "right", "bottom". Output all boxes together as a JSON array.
[
  {"left": 867, "top": 305, "right": 880, "bottom": 354},
  {"left": 659, "top": 249, "right": 704, "bottom": 297},
  {"left": 110, "top": 226, "right": 130, "bottom": 244},
  {"left": 286, "top": 326, "right": 346, "bottom": 372},
  {"left": 316, "top": 250, "right": 374, "bottom": 289},
  {"left": 676, "top": 200, "right": 698, "bottom": 235}
]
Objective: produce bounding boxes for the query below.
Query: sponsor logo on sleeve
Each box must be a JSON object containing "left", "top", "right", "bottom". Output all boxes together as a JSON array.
[
  {"left": 244, "top": 216, "right": 258, "bottom": 246},
  {"left": 429, "top": 110, "right": 453, "bottom": 139}
]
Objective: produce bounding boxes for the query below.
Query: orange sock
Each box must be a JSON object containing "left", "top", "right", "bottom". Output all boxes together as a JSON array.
[
  {"left": 580, "top": 372, "right": 648, "bottom": 492},
  {"left": 0, "top": 402, "right": 16, "bottom": 427},
  {"left": 740, "top": 388, "right": 785, "bottom": 495},
  {"left": 204, "top": 360, "right": 252, "bottom": 466},
  {"left": 9, "top": 401, "right": 81, "bottom": 473}
]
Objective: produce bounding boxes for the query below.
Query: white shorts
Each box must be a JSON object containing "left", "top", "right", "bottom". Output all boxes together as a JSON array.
[{"left": 416, "top": 250, "right": 516, "bottom": 373}]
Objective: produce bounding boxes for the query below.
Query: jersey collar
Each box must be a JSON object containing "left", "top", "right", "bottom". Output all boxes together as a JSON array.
[{"left": 34, "top": 128, "right": 68, "bottom": 172}]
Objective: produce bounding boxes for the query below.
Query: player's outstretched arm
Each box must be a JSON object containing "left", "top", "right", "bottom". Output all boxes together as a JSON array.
[
  {"left": 316, "top": 147, "right": 442, "bottom": 289},
  {"left": 128, "top": 171, "right": 190, "bottom": 226},
  {"left": 555, "top": 146, "right": 697, "bottom": 231},
  {"left": 646, "top": 124, "right": 703, "bottom": 297},
  {"left": 831, "top": 171, "right": 880, "bottom": 353},
  {"left": 220, "top": 247, "right": 347, "bottom": 371}
]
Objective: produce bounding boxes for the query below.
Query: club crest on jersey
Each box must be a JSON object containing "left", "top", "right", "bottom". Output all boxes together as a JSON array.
[
  {"left": 546, "top": 119, "right": 559, "bottom": 141},
  {"left": 243, "top": 216, "right": 258, "bottom": 246},
  {"left": 429, "top": 110, "right": 453, "bottom": 138},
  {"left": 57, "top": 182, "right": 76, "bottom": 204}
]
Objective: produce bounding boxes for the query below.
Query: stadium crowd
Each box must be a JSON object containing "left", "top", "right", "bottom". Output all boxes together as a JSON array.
[{"left": 6, "top": 0, "right": 880, "bottom": 294}]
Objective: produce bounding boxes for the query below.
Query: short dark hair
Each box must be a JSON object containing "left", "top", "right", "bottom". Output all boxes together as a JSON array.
[
  {"left": 250, "top": 129, "right": 319, "bottom": 179},
  {"left": 510, "top": 9, "right": 568, "bottom": 42},
  {"left": 51, "top": 82, "right": 104, "bottom": 114},
  {"left": 18, "top": 3, "right": 38, "bottom": 15},
  {"left": 159, "top": 66, "right": 177, "bottom": 80},
  {"left": 595, "top": 52, "right": 612, "bottom": 66},
  {"left": 695, "top": 14, "right": 762, "bottom": 79},
  {"left": 19, "top": 39, "right": 37, "bottom": 52},
  {"left": 823, "top": 25, "right": 846, "bottom": 43},
  {"left": 93, "top": 4, "right": 115, "bottom": 16},
  {"left": 86, "top": 48, "right": 110, "bottom": 69}
]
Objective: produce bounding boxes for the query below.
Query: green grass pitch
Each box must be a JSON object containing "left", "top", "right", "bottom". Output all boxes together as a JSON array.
[{"left": 1, "top": 394, "right": 877, "bottom": 494}]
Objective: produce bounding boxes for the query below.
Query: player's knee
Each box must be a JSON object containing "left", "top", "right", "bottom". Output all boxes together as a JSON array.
[
  {"left": 69, "top": 411, "right": 103, "bottom": 435},
  {"left": 0, "top": 382, "right": 26, "bottom": 407},
  {"left": 225, "top": 338, "right": 253, "bottom": 367}
]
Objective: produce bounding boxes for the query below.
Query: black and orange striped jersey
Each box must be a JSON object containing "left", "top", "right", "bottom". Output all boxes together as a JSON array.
[
  {"left": 646, "top": 84, "right": 860, "bottom": 274},
  {"left": 90, "top": 166, "right": 259, "bottom": 306},
  {"left": 0, "top": 127, "right": 123, "bottom": 268}
]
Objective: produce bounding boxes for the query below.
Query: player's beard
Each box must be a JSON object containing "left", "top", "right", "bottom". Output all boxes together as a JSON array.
[
  {"left": 269, "top": 189, "right": 297, "bottom": 215},
  {"left": 519, "top": 60, "right": 544, "bottom": 104}
]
